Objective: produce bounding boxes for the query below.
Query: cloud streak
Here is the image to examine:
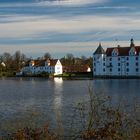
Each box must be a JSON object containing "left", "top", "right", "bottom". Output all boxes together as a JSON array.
[
  {"left": 0, "top": 0, "right": 140, "bottom": 57},
  {"left": 0, "top": 0, "right": 108, "bottom": 7},
  {"left": 0, "top": 14, "right": 140, "bottom": 39},
  {"left": 38, "top": 0, "right": 108, "bottom": 6}
]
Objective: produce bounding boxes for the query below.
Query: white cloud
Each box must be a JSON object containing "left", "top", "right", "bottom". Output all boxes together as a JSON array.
[
  {"left": 0, "top": 14, "right": 140, "bottom": 39},
  {"left": 38, "top": 0, "right": 108, "bottom": 6},
  {"left": 0, "top": 0, "right": 107, "bottom": 7}
]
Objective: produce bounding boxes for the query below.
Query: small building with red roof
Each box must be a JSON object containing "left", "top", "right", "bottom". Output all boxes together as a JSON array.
[{"left": 20, "top": 59, "right": 62, "bottom": 76}]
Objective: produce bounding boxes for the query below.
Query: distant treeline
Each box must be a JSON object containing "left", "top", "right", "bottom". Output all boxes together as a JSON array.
[{"left": 0, "top": 51, "right": 93, "bottom": 73}]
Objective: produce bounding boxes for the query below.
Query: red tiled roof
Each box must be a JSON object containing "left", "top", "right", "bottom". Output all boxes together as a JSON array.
[
  {"left": 33, "top": 60, "right": 46, "bottom": 67},
  {"left": 49, "top": 59, "right": 58, "bottom": 66},
  {"left": 24, "top": 59, "right": 59, "bottom": 67},
  {"left": 117, "top": 47, "right": 130, "bottom": 56},
  {"left": 106, "top": 48, "right": 114, "bottom": 56},
  {"left": 106, "top": 46, "right": 140, "bottom": 56}
]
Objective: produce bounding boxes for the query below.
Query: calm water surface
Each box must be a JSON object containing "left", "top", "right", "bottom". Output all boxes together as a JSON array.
[{"left": 0, "top": 77, "right": 140, "bottom": 134}]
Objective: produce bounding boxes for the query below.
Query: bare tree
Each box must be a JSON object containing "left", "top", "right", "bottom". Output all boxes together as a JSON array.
[
  {"left": 66, "top": 53, "right": 75, "bottom": 65},
  {"left": 13, "top": 51, "right": 27, "bottom": 70},
  {"left": 44, "top": 52, "right": 51, "bottom": 60}
]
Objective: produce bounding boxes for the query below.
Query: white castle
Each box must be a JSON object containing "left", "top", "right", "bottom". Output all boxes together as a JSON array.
[{"left": 93, "top": 39, "right": 140, "bottom": 77}]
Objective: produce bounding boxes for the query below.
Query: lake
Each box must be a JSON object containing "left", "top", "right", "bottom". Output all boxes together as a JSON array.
[{"left": 0, "top": 77, "right": 140, "bottom": 135}]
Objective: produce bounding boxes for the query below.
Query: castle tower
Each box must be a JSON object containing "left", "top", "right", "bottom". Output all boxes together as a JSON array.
[
  {"left": 130, "top": 38, "right": 135, "bottom": 47},
  {"left": 93, "top": 43, "right": 106, "bottom": 76}
]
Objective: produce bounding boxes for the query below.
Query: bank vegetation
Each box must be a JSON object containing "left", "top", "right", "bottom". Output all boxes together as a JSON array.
[{"left": 0, "top": 88, "right": 139, "bottom": 140}]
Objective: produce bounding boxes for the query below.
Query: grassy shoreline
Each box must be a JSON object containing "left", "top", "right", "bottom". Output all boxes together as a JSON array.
[{"left": 2, "top": 71, "right": 140, "bottom": 79}]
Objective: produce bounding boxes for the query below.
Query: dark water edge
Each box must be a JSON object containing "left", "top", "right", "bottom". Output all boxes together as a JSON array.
[{"left": 0, "top": 77, "right": 140, "bottom": 137}]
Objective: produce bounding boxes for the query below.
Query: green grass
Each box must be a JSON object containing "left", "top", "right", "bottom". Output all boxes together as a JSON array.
[
  {"left": 0, "top": 71, "right": 15, "bottom": 77},
  {"left": 55, "top": 72, "right": 93, "bottom": 78}
]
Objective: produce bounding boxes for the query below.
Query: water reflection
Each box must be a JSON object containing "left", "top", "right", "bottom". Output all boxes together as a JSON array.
[
  {"left": 0, "top": 78, "right": 139, "bottom": 136},
  {"left": 53, "top": 77, "right": 64, "bottom": 135},
  {"left": 93, "top": 79, "right": 140, "bottom": 105},
  {"left": 54, "top": 78, "right": 63, "bottom": 109}
]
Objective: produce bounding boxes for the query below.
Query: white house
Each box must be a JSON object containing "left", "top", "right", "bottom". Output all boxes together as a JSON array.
[
  {"left": 93, "top": 39, "right": 140, "bottom": 77},
  {"left": 20, "top": 59, "right": 63, "bottom": 75}
]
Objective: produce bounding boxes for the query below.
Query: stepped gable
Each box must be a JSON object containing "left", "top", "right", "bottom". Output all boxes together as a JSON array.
[{"left": 129, "top": 39, "right": 140, "bottom": 55}]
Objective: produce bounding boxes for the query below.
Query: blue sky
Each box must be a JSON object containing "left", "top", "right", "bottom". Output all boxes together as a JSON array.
[{"left": 0, "top": 0, "right": 140, "bottom": 58}]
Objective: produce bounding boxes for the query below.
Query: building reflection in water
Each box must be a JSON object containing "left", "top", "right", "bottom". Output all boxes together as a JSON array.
[{"left": 53, "top": 77, "right": 64, "bottom": 136}]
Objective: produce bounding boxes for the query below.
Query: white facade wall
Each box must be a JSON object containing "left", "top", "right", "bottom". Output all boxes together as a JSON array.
[
  {"left": 93, "top": 54, "right": 106, "bottom": 76},
  {"left": 128, "top": 56, "right": 136, "bottom": 76},
  {"left": 93, "top": 48, "right": 140, "bottom": 77},
  {"left": 21, "top": 60, "right": 63, "bottom": 75},
  {"left": 120, "top": 57, "right": 126, "bottom": 76},
  {"left": 106, "top": 57, "right": 111, "bottom": 75},
  {"left": 111, "top": 57, "right": 119, "bottom": 76},
  {"left": 54, "top": 60, "right": 63, "bottom": 75}
]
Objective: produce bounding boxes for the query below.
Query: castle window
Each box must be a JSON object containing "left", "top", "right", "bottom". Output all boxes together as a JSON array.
[
  {"left": 136, "top": 68, "right": 139, "bottom": 72},
  {"left": 126, "top": 57, "right": 129, "bottom": 60},
  {"left": 110, "top": 68, "right": 112, "bottom": 72},
  {"left": 110, "top": 58, "right": 112, "bottom": 61},
  {"left": 118, "top": 57, "right": 120, "bottom": 61},
  {"left": 136, "top": 62, "right": 138, "bottom": 66},
  {"left": 118, "top": 63, "right": 120, "bottom": 66},
  {"left": 118, "top": 68, "right": 120, "bottom": 71},
  {"left": 94, "top": 68, "right": 96, "bottom": 72},
  {"left": 103, "top": 63, "right": 105, "bottom": 66},
  {"left": 103, "top": 68, "right": 105, "bottom": 72},
  {"left": 136, "top": 57, "right": 138, "bottom": 61},
  {"left": 127, "top": 68, "right": 129, "bottom": 72},
  {"left": 127, "top": 62, "right": 129, "bottom": 66},
  {"left": 103, "top": 58, "right": 105, "bottom": 61}
]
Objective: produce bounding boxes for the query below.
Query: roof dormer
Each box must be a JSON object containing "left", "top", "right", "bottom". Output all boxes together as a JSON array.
[
  {"left": 45, "top": 59, "right": 50, "bottom": 66},
  {"left": 129, "top": 47, "right": 136, "bottom": 56},
  {"left": 29, "top": 60, "right": 35, "bottom": 66},
  {"left": 112, "top": 48, "right": 119, "bottom": 56}
]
